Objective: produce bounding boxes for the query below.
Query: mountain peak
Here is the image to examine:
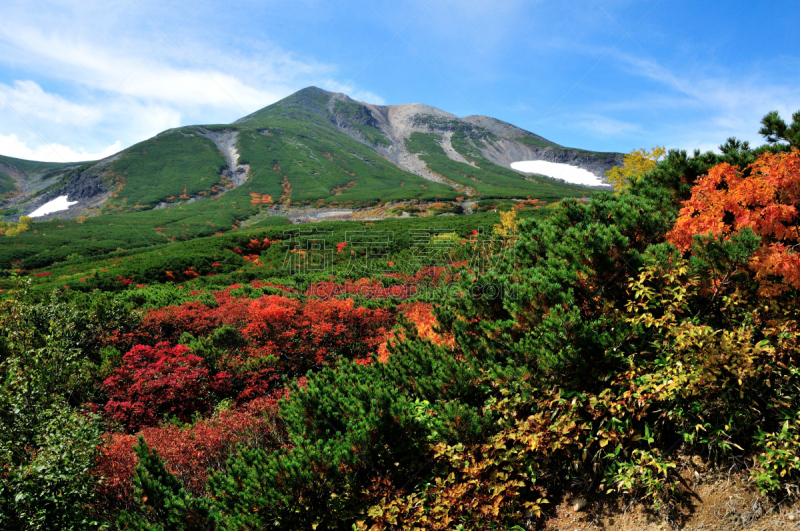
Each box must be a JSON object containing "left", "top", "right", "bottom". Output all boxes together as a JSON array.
[{"left": 233, "top": 86, "right": 336, "bottom": 126}]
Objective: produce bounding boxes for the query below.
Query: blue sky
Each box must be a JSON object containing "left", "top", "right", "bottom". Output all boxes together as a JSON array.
[{"left": 1, "top": 0, "right": 799, "bottom": 162}]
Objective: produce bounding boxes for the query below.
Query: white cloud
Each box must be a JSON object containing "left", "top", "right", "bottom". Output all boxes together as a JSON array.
[
  {"left": 0, "top": 1, "right": 383, "bottom": 161},
  {"left": 609, "top": 50, "right": 800, "bottom": 146},
  {"left": 0, "top": 22, "right": 301, "bottom": 115},
  {"left": 0, "top": 80, "right": 99, "bottom": 124},
  {"left": 0, "top": 133, "right": 121, "bottom": 163}
]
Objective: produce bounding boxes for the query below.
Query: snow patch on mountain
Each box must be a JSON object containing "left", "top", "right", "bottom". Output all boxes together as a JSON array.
[
  {"left": 511, "top": 161, "right": 605, "bottom": 186},
  {"left": 29, "top": 195, "right": 78, "bottom": 217}
]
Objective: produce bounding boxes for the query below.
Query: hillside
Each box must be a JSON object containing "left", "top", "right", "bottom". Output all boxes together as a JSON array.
[
  {"left": 0, "top": 154, "right": 84, "bottom": 216},
  {"left": 2, "top": 92, "right": 800, "bottom": 531},
  {"left": 3, "top": 111, "right": 800, "bottom": 530},
  {"left": 0, "top": 87, "right": 622, "bottom": 271},
  {"left": 0, "top": 87, "right": 619, "bottom": 224},
  {"left": 238, "top": 87, "right": 621, "bottom": 190}
]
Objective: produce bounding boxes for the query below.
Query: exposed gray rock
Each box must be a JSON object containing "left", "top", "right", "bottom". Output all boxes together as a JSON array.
[{"left": 195, "top": 128, "right": 250, "bottom": 189}]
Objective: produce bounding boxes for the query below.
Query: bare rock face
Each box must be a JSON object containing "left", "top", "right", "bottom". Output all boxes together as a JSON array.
[
  {"left": 480, "top": 138, "right": 621, "bottom": 179},
  {"left": 20, "top": 170, "right": 110, "bottom": 221}
]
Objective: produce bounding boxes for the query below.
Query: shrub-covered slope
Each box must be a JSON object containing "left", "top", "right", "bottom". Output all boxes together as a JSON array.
[{"left": 2, "top": 111, "right": 800, "bottom": 530}]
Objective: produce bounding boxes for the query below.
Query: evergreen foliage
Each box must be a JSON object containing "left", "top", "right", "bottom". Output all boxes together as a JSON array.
[
  {"left": 759, "top": 110, "right": 800, "bottom": 147},
  {"left": 405, "top": 132, "right": 588, "bottom": 200},
  {"left": 117, "top": 438, "right": 213, "bottom": 531},
  {"left": 0, "top": 171, "right": 16, "bottom": 198}
]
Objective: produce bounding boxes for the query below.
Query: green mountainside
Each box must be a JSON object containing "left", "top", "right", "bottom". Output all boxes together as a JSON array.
[
  {"left": 0, "top": 154, "right": 83, "bottom": 207},
  {"left": 405, "top": 131, "right": 587, "bottom": 200},
  {"left": 0, "top": 87, "right": 620, "bottom": 270}
]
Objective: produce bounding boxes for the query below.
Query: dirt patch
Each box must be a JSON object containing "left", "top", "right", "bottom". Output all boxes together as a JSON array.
[{"left": 540, "top": 468, "right": 799, "bottom": 531}]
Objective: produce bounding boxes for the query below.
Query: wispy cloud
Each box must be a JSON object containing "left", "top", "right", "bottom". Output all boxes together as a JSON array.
[
  {"left": 1, "top": 0, "right": 798, "bottom": 159},
  {"left": 0, "top": 0, "right": 380, "bottom": 160},
  {"left": 607, "top": 50, "right": 800, "bottom": 149},
  {"left": 0, "top": 81, "right": 100, "bottom": 125}
]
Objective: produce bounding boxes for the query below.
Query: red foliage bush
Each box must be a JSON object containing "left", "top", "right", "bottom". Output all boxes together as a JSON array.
[
  {"left": 103, "top": 343, "right": 222, "bottom": 431},
  {"left": 306, "top": 278, "right": 416, "bottom": 300},
  {"left": 139, "top": 301, "right": 229, "bottom": 343},
  {"left": 122, "top": 289, "right": 393, "bottom": 403},
  {"left": 249, "top": 279, "right": 296, "bottom": 293},
  {"left": 93, "top": 393, "right": 288, "bottom": 514},
  {"left": 238, "top": 295, "right": 393, "bottom": 376},
  {"left": 136, "top": 287, "right": 253, "bottom": 343},
  {"left": 244, "top": 237, "right": 280, "bottom": 252}
]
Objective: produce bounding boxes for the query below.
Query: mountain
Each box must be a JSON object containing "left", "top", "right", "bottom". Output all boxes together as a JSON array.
[
  {"left": 0, "top": 87, "right": 621, "bottom": 222},
  {"left": 237, "top": 87, "right": 621, "bottom": 190}
]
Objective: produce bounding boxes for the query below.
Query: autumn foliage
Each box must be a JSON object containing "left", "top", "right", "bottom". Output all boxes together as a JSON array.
[
  {"left": 103, "top": 343, "right": 225, "bottom": 431},
  {"left": 94, "top": 393, "right": 287, "bottom": 512},
  {"left": 9, "top": 111, "right": 800, "bottom": 531},
  {"left": 668, "top": 149, "right": 800, "bottom": 293},
  {"left": 377, "top": 302, "right": 455, "bottom": 361},
  {"left": 109, "top": 287, "right": 394, "bottom": 419}
]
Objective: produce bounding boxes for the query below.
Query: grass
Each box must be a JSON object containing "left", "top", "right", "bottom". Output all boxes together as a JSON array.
[
  {"left": 0, "top": 193, "right": 269, "bottom": 270},
  {"left": 235, "top": 121, "right": 459, "bottom": 207},
  {"left": 2, "top": 207, "right": 554, "bottom": 298},
  {"left": 0, "top": 154, "right": 82, "bottom": 175},
  {"left": 332, "top": 100, "right": 391, "bottom": 147},
  {"left": 102, "top": 131, "right": 228, "bottom": 211},
  {"left": 237, "top": 87, "right": 334, "bottom": 129},
  {"left": 0, "top": 86, "right": 599, "bottom": 279}
]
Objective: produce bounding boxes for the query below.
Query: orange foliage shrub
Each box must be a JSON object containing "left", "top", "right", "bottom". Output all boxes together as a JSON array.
[
  {"left": 668, "top": 149, "right": 800, "bottom": 293},
  {"left": 120, "top": 288, "right": 393, "bottom": 403}
]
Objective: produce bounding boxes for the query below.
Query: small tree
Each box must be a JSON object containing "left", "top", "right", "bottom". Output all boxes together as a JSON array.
[
  {"left": 0, "top": 288, "right": 103, "bottom": 530},
  {"left": 605, "top": 146, "right": 666, "bottom": 192},
  {"left": 117, "top": 438, "right": 212, "bottom": 531},
  {"left": 668, "top": 149, "right": 800, "bottom": 295}
]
